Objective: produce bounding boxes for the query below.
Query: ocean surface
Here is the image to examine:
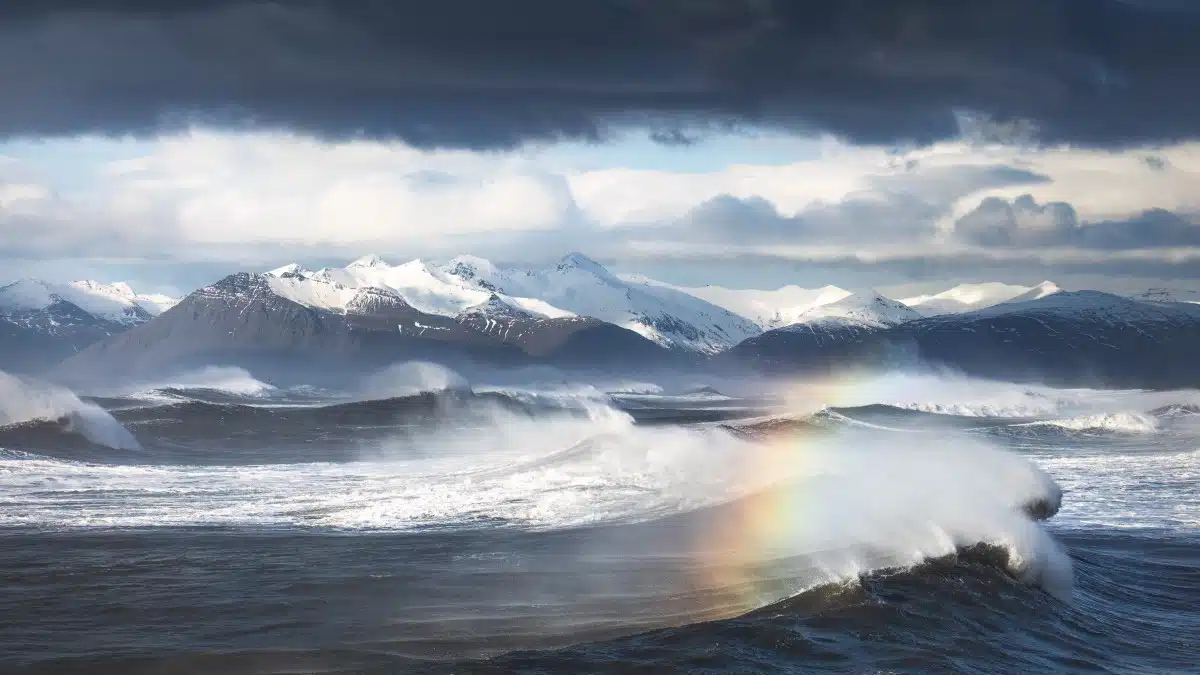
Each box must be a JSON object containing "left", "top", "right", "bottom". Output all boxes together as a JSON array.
[{"left": 0, "top": 365, "right": 1196, "bottom": 674}]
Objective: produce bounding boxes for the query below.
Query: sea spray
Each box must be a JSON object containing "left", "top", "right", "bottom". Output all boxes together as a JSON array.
[
  {"left": 0, "top": 370, "right": 140, "bottom": 450},
  {"left": 358, "top": 361, "right": 470, "bottom": 401}
]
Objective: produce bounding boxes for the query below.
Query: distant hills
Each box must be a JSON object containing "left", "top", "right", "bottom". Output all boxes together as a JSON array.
[
  {"left": 726, "top": 290, "right": 1200, "bottom": 389},
  {"left": 900, "top": 281, "right": 1061, "bottom": 315},
  {"left": 0, "top": 279, "right": 177, "bottom": 373},
  {"left": 5, "top": 254, "right": 1200, "bottom": 389}
]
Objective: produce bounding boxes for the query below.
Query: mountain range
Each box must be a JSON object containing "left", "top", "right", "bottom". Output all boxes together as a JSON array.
[
  {"left": 0, "top": 279, "right": 177, "bottom": 373},
  {"left": 726, "top": 289, "right": 1200, "bottom": 388},
  {"left": 5, "top": 254, "right": 1200, "bottom": 389}
]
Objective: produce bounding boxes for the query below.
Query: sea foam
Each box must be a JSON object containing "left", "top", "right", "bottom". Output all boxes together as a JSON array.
[{"left": 0, "top": 370, "right": 140, "bottom": 450}]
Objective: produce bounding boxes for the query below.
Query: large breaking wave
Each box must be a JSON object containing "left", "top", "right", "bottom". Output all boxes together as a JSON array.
[
  {"left": 0, "top": 370, "right": 139, "bottom": 450},
  {"left": 7, "top": 363, "right": 1199, "bottom": 621},
  {"left": 5, "top": 365, "right": 1198, "bottom": 672},
  {"left": 0, "top": 364, "right": 1081, "bottom": 606}
]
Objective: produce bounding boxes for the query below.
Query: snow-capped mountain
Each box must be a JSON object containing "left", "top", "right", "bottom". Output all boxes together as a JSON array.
[
  {"left": 261, "top": 253, "right": 758, "bottom": 354},
  {"left": 786, "top": 291, "right": 922, "bottom": 330},
  {"left": 17, "top": 255, "right": 1200, "bottom": 390},
  {"left": 1000, "top": 281, "right": 1061, "bottom": 306},
  {"left": 0, "top": 279, "right": 177, "bottom": 326},
  {"left": 0, "top": 279, "right": 178, "bottom": 374},
  {"left": 271, "top": 254, "right": 573, "bottom": 320},
  {"left": 624, "top": 277, "right": 852, "bottom": 330},
  {"left": 441, "top": 253, "right": 760, "bottom": 352},
  {"left": 900, "top": 281, "right": 1059, "bottom": 315},
  {"left": 955, "top": 289, "right": 1200, "bottom": 323},
  {"left": 723, "top": 291, "right": 923, "bottom": 371},
  {"left": 53, "top": 266, "right": 675, "bottom": 384},
  {"left": 728, "top": 290, "right": 1200, "bottom": 388}
]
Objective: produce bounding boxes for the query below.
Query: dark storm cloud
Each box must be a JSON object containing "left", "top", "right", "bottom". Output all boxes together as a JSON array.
[
  {"left": 955, "top": 195, "right": 1200, "bottom": 249},
  {"left": 680, "top": 192, "right": 942, "bottom": 245},
  {"left": 3, "top": 0, "right": 1200, "bottom": 148}
]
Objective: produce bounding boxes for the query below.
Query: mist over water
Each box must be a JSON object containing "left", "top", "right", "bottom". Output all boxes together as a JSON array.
[{"left": 1, "top": 363, "right": 1196, "bottom": 673}]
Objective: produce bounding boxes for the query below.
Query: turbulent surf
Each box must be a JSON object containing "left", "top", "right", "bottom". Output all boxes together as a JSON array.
[{"left": 0, "top": 365, "right": 1196, "bottom": 674}]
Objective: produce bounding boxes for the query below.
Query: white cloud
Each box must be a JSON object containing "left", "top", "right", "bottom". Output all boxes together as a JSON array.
[
  {"left": 1, "top": 130, "right": 1198, "bottom": 274},
  {"left": 91, "top": 132, "right": 576, "bottom": 245},
  {"left": 0, "top": 183, "right": 51, "bottom": 209}
]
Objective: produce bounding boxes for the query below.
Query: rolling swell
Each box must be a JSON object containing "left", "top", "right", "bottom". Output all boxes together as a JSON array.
[
  {"left": 4, "top": 371, "right": 1195, "bottom": 674},
  {"left": 0, "top": 419, "right": 116, "bottom": 454},
  {"left": 2, "top": 389, "right": 603, "bottom": 463},
  {"left": 451, "top": 540, "right": 1140, "bottom": 675},
  {"left": 107, "top": 390, "right": 605, "bottom": 459}
]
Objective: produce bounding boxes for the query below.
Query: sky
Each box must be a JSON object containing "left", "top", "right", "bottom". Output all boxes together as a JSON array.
[{"left": 2, "top": 0, "right": 1200, "bottom": 298}]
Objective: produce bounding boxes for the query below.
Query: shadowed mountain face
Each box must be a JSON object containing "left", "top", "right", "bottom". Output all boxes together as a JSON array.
[
  {"left": 0, "top": 278, "right": 178, "bottom": 375},
  {"left": 454, "top": 294, "right": 670, "bottom": 362},
  {"left": 726, "top": 292, "right": 1200, "bottom": 389},
  {"left": 0, "top": 300, "right": 132, "bottom": 374},
  {"left": 21, "top": 266, "right": 1200, "bottom": 391},
  {"left": 51, "top": 273, "right": 674, "bottom": 386}
]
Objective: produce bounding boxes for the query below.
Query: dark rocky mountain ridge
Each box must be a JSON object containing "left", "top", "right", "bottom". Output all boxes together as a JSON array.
[
  {"left": 725, "top": 291, "right": 1200, "bottom": 389},
  {"left": 51, "top": 272, "right": 675, "bottom": 385}
]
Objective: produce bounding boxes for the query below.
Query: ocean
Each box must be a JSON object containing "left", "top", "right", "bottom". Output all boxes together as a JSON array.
[{"left": 0, "top": 366, "right": 1196, "bottom": 674}]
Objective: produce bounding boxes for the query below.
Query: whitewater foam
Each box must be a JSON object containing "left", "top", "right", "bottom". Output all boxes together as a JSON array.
[
  {"left": 0, "top": 389, "right": 1071, "bottom": 601},
  {"left": 1025, "top": 412, "right": 1160, "bottom": 434},
  {"left": 358, "top": 361, "right": 469, "bottom": 401},
  {"left": 779, "top": 372, "right": 1069, "bottom": 419},
  {"left": 0, "top": 370, "right": 139, "bottom": 450},
  {"left": 1037, "top": 449, "right": 1199, "bottom": 530},
  {"left": 122, "top": 366, "right": 277, "bottom": 398}
]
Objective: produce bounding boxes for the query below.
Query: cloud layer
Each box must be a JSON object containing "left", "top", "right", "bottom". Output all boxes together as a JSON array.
[
  {"left": 955, "top": 196, "right": 1200, "bottom": 249},
  {"left": 3, "top": 132, "right": 1199, "bottom": 291},
  {"left": 3, "top": 0, "right": 1200, "bottom": 148}
]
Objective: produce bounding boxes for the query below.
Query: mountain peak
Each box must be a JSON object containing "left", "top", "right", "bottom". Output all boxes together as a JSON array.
[
  {"left": 465, "top": 293, "right": 530, "bottom": 314},
  {"left": 555, "top": 252, "right": 610, "bottom": 276},
  {"left": 267, "top": 263, "right": 309, "bottom": 278},
  {"left": 446, "top": 254, "right": 494, "bottom": 270},
  {"left": 348, "top": 254, "right": 389, "bottom": 269},
  {"left": 1005, "top": 281, "right": 1061, "bottom": 305},
  {"left": 0, "top": 278, "right": 60, "bottom": 312},
  {"left": 786, "top": 289, "right": 921, "bottom": 329}
]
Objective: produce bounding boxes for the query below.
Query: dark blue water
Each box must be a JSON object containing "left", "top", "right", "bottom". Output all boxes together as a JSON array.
[{"left": 1, "top": 385, "right": 1197, "bottom": 674}]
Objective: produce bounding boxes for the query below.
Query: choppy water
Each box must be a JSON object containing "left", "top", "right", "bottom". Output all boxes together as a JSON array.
[{"left": 0, "top": 367, "right": 1196, "bottom": 674}]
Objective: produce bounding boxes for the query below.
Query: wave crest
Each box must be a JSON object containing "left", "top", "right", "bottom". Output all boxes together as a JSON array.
[
  {"left": 0, "top": 370, "right": 139, "bottom": 450},
  {"left": 358, "top": 361, "right": 469, "bottom": 401},
  {"left": 1028, "top": 412, "right": 1159, "bottom": 434}
]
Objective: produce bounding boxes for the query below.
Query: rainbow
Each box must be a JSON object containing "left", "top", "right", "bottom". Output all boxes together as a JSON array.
[{"left": 683, "top": 374, "right": 870, "bottom": 619}]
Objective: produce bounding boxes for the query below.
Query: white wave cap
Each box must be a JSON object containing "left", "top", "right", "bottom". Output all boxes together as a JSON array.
[
  {"left": 0, "top": 369, "right": 140, "bottom": 450},
  {"left": 127, "top": 366, "right": 278, "bottom": 398}
]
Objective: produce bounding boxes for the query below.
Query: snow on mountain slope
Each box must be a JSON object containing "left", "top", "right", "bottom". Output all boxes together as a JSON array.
[
  {"left": 266, "top": 263, "right": 309, "bottom": 278},
  {"left": 0, "top": 279, "right": 58, "bottom": 312},
  {"left": 264, "top": 273, "right": 359, "bottom": 313},
  {"left": 444, "top": 253, "right": 761, "bottom": 353},
  {"left": 0, "top": 279, "right": 177, "bottom": 324},
  {"left": 459, "top": 293, "right": 538, "bottom": 321},
  {"left": 1001, "top": 281, "right": 1061, "bottom": 305},
  {"left": 623, "top": 276, "right": 852, "bottom": 330},
  {"left": 785, "top": 291, "right": 923, "bottom": 330},
  {"left": 955, "top": 290, "right": 1200, "bottom": 323},
  {"left": 264, "top": 255, "right": 574, "bottom": 320},
  {"left": 900, "top": 281, "right": 1053, "bottom": 315},
  {"left": 69, "top": 281, "right": 178, "bottom": 317}
]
